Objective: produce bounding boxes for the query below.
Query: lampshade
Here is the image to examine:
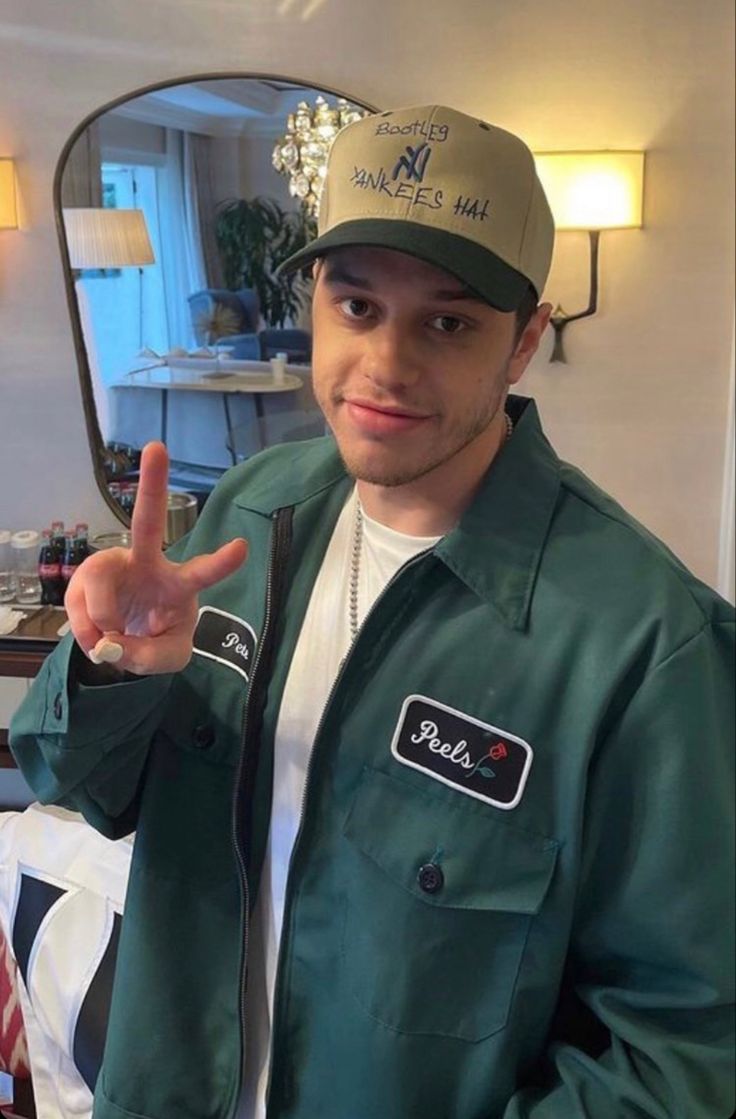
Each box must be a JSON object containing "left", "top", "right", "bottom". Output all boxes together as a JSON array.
[
  {"left": 534, "top": 151, "right": 645, "bottom": 231},
  {"left": 63, "top": 207, "right": 155, "bottom": 268},
  {"left": 0, "top": 157, "right": 18, "bottom": 229}
]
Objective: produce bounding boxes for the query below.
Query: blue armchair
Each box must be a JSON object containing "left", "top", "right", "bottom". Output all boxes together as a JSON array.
[
  {"left": 187, "top": 288, "right": 312, "bottom": 364},
  {"left": 258, "top": 327, "right": 312, "bottom": 365},
  {"left": 187, "top": 288, "right": 261, "bottom": 359}
]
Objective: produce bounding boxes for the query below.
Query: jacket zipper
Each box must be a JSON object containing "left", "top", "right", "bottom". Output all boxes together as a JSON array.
[
  {"left": 231, "top": 506, "right": 293, "bottom": 1116},
  {"left": 265, "top": 544, "right": 433, "bottom": 1113}
]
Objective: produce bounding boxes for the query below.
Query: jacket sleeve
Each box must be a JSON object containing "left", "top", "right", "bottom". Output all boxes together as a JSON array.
[
  {"left": 9, "top": 633, "right": 174, "bottom": 839},
  {"left": 502, "top": 620, "right": 735, "bottom": 1119}
]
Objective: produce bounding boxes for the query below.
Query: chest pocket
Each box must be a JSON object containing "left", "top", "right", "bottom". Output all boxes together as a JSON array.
[{"left": 341, "top": 767, "right": 558, "bottom": 1042}]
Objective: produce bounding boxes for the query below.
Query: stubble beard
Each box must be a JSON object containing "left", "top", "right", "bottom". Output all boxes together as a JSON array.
[{"left": 325, "top": 374, "right": 510, "bottom": 489}]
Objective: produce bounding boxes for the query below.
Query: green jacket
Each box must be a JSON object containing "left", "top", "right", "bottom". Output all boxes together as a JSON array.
[{"left": 11, "top": 396, "right": 735, "bottom": 1119}]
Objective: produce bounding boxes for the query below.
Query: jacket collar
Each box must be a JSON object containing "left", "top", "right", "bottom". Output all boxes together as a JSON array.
[
  {"left": 232, "top": 437, "right": 349, "bottom": 514},
  {"left": 435, "top": 396, "right": 561, "bottom": 630},
  {"left": 233, "top": 395, "right": 560, "bottom": 632}
]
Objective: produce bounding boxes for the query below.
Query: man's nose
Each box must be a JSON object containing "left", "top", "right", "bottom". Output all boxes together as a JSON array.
[{"left": 360, "top": 322, "right": 422, "bottom": 391}]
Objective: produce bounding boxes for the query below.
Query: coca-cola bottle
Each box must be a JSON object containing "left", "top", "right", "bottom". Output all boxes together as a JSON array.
[
  {"left": 75, "top": 523, "right": 91, "bottom": 562},
  {"left": 62, "top": 527, "right": 93, "bottom": 593},
  {"left": 51, "top": 520, "right": 65, "bottom": 559},
  {"left": 39, "top": 529, "right": 64, "bottom": 605},
  {"left": 61, "top": 532, "right": 77, "bottom": 593}
]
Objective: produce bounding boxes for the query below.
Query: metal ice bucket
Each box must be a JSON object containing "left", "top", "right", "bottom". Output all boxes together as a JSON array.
[{"left": 165, "top": 491, "right": 198, "bottom": 545}]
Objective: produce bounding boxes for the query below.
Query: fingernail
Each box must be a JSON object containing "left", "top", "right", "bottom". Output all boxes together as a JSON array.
[
  {"left": 88, "top": 649, "right": 103, "bottom": 665},
  {"left": 94, "top": 639, "right": 124, "bottom": 664}
]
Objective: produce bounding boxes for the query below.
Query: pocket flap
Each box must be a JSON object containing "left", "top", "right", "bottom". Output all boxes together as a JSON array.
[
  {"left": 343, "top": 767, "right": 558, "bottom": 914},
  {"left": 156, "top": 660, "right": 244, "bottom": 767}
]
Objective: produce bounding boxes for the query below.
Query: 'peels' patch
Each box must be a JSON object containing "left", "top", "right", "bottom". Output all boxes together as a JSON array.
[
  {"left": 391, "top": 694, "right": 533, "bottom": 810},
  {"left": 192, "top": 606, "right": 257, "bottom": 682}
]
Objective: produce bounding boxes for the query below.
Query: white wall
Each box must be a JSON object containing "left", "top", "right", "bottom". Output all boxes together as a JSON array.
[
  {"left": 236, "top": 134, "right": 295, "bottom": 209},
  {"left": 99, "top": 113, "right": 166, "bottom": 157},
  {"left": 210, "top": 133, "right": 298, "bottom": 221},
  {"left": 0, "top": 0, "right": 734, "bottom": 593}
]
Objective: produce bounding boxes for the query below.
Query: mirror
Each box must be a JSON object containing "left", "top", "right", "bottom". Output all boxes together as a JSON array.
[{"left": 54, "top": 75, "right": 376, "bottom": 525}]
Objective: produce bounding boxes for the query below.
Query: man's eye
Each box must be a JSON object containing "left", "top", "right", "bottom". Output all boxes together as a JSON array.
[
  {"left": 430, "top": 315, "right": 466, "bottom": 334},
  {"left": 340, "top": 297, "right": 371, "bottom": 319}
]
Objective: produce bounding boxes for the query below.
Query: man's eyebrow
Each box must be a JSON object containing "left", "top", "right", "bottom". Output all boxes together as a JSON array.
[
  {"left": 322, "top": 265, "right": 374, "bottom": 289},
  {"left": 322, "top": 264, "right": 486, "bottom": 304},
  {"left": 432, "top": 286, "right": 486, "bottom": 304}
]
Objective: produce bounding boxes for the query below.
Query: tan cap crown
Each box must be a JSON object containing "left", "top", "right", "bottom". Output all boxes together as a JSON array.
[{"left": 281, "top": 104, "right": 555, "bottom": 311}]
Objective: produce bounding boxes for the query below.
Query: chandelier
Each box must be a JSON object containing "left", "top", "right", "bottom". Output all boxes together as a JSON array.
[{"left": 272, "top": 96, "right": 368, "bottom": 217}]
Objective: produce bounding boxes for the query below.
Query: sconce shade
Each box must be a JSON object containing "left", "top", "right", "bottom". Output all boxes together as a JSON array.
[
  {"left": 0, "top": 157, "right": 18, "bottom": 229},
  {"left": 534, "top": 152, "right": 644, "bottom": 231},
  {"left": 63, "top": 207, "right": 155, "bottom": 268}
]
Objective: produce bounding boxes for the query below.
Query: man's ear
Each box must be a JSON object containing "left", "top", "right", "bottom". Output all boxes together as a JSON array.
[{"left": 508, "top": 302, "right": 552, "bottom": 385}]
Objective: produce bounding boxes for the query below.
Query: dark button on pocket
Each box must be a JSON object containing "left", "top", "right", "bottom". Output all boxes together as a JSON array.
[
  {"left": 193, "top": 724, "right": 215, "bottom": 751},
  {"left": 417, "top": 863, "right": 444, "bottom": 894},
  {"left": 53, "top": 693, "right": 63, "bottom": 720}
]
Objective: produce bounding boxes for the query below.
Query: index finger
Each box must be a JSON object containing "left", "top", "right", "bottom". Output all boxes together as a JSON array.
[{"left": 130, "top": 442, "right": 169, "bottom": 562}]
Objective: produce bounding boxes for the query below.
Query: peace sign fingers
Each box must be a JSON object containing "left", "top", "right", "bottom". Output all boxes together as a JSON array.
[{"left": 130, "top": 442, "right": 170, "bottom": 564}]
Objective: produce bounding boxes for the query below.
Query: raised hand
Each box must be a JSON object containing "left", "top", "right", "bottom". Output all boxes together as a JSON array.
[{"left": 65, "top": 442, "right": 248, "bottom": 674}]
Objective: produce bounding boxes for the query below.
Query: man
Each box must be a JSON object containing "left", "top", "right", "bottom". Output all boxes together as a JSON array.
[{"left": 11, "top": 105, "right": 735, "bottom": 1118}]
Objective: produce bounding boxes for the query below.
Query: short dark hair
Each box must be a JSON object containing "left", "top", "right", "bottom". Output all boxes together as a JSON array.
[{"left": 514, "top": 285, "right": 539, "bottom": 344}]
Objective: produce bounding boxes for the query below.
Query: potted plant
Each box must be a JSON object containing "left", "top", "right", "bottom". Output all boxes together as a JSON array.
[{"left": 214, "top": 196, "right": 317, "bottom": 329}]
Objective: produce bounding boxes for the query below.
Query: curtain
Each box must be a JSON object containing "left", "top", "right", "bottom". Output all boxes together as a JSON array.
[
  {"left": 185, "top": 133, "right": 224, "bottom": 289},
  {"left": 61, "top": 121, "right": 102, "bottom": 208},
  {"left": 152, "top": 128, "right": 226, "bottom": 351},
  {"left": 157, "top": 129, "right": 208, "bottom": 350}
]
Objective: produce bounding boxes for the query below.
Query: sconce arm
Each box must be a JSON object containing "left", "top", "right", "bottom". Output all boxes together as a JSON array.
[{"left": 549, "top": 229, "right": 600, "bottom": 362}]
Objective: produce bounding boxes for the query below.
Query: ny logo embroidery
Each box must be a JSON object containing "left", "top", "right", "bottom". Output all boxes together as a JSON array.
[{"left": 391, "top": 142, "right": 432, "bottom": 182}]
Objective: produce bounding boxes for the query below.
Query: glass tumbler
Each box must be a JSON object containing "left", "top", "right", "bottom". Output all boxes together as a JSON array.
[
  {"left": 270, "top": 351, "right": 287, "bottom": 385},
  {"left": 0, "top": 530, "right": 13, "bottom": 602},
  {"left": 11, "top": 530, "right": 42, "bottom": 604}
]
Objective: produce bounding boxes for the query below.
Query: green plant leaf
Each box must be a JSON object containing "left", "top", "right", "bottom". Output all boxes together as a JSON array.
[{"left": 215, "top": 194, "right": 315, "bottom": 327}]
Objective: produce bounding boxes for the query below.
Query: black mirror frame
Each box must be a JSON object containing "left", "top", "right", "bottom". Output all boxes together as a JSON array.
[{"left": 53, "top": 71, "right": 378, "bottom": 526}]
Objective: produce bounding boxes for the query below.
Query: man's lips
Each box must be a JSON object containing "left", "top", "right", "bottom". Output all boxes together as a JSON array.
[{"left": 344, "top": 399, "right": 431, "bottom": 435}]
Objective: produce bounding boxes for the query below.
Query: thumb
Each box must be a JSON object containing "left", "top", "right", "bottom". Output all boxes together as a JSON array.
[{"left": 177, "top": 538, "right": 248, "bottom": 594}]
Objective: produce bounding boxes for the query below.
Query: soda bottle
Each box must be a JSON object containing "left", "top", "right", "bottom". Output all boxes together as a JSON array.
[
  {"left": 51, "top": 521, "right": 66, "bottom": 564},
  {"left": 61, "top": 532, "right": 78, "bottom": 593},
  {"left": 39, "top": 529, "right": 64, "bottom": 605},
  {"left": 75, "top": 523, "right": 91, "bottom": 562}
]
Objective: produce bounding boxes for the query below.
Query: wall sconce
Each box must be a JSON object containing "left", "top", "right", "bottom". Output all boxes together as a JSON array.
[
  {"left": 0, "top": 157, "right": 18, "bottom": 230},
  {"left": 62, "top": 207, "right": 155, "bottom": 270},
  {"left": 534, "top": 151, "right": 645, "bottom": 362}
]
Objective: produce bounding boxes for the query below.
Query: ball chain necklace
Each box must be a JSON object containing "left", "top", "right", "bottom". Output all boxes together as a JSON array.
[{"left": 348, "top": 409, "right": 514, "bottom": 642}]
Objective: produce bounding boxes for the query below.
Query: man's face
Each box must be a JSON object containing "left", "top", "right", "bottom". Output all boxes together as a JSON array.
[{"left": 310, "top": 246, "right": 543, "bottom": 489}]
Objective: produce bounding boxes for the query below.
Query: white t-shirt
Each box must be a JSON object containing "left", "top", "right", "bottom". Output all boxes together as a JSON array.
[{"left": 238, "top": 486, "right": 441, "bottom": 1118}]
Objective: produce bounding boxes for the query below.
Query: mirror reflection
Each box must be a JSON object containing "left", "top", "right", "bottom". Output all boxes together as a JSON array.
[{"left": 58, "top": 78, "right": 371, "bottom": 516}]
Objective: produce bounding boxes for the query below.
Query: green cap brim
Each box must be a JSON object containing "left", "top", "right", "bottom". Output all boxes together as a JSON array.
[{"left": 278, "top": 219, "right": 534, "bottom": 311}]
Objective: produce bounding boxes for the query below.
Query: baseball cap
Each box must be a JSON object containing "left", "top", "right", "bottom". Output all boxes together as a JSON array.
[{"left": 279, "top": 104, "right": 555, "bottom": 311}]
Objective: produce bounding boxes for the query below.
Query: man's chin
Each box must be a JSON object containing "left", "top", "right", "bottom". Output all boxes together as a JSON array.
[{"left": 335, "top": 444, "right": 440, "bottom": 489}]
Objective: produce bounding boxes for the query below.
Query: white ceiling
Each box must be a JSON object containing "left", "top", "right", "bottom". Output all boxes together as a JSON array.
[{"left": 113, "top": 77, "right": 366, "bottom": 138}]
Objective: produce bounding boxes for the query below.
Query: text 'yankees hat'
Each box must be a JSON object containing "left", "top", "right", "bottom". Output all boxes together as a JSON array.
[{"left": 280, "top": 104, "right": 555, "bottom": 312}]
